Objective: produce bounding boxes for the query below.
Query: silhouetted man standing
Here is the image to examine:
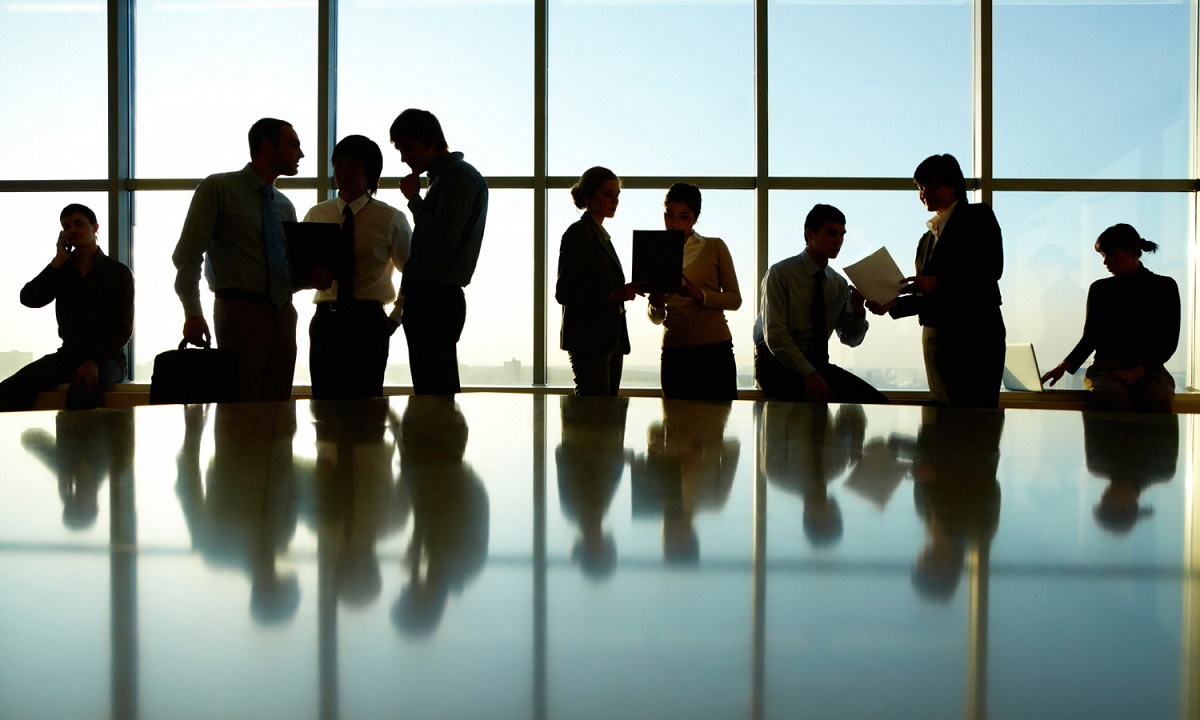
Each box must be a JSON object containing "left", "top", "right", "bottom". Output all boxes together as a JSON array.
[
  {"left": 173, "top": 117, "right": 305, "bottom": 402},
  {"left": 389, "top": 109, "right": 488, "bottom": 395}
]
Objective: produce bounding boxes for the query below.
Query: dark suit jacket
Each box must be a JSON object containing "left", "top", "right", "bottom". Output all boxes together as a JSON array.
[
  {"left": 891, "top": 201, "right": 1004, "bottom": 329},
  {"left": 555, "top": 214, "right": 631, "bottom": 355}
]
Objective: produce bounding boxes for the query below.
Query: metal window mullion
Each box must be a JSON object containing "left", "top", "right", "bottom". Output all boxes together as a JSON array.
[
  {"left": 974, "top": 0, "right": 993, "bottom": 205},
  {"left": 109, "top": 0, "right": 134, "bottom": 380},
  {"left": 534, "top": 0, "right": 548, "bottom": 386},
  {"left": 755, "top": 0, "right": 769, "bottom": 328},
  {"left": 318, "top": 0, "right": 337, "bottom": 204}
]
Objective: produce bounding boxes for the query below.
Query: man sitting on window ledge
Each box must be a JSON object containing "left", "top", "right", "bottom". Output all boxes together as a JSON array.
[{"left": 0, "top": 204, "right": 134, "bottom": 412}]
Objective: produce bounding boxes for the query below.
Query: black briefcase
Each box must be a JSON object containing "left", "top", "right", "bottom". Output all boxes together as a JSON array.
[{"left": 149, "top": 339, "right": 239, "bottom": 405}]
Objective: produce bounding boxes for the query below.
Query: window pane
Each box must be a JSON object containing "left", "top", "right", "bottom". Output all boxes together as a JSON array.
[
  {"left": 453, "top": 189, "right": 534, "bottom": 386},
  {"left": 0, "top": 3, "right": 107, "bottom": 179},
  {"left": 0, "top": 192, "right": 108, "bottom": 382},
  {"left": 768, "top": 190, "right": 930, "bottom": 391},
  {"left": 548, "top": 1, "right": 755, "bottom": 176},
  {"left": 131, "top": 188, "right": 323, "bottom": 384},
  {"left": 548, "top": 188, "right": 755, "bottom": 390},
  {"left": 993, "top": 0, "right": 1191, "bottom": 179},
  {"left": 337, "top": 1, "right": 533, "bottom": 177},
  {"left": 769, "top": 0, "right": 972, "bottom": 177},
  {"left": 995, "top": 191, "right": 1190, "bottom": 388},
  {"left": 134, "top": 0, "right": 317, "bottom": 178}
]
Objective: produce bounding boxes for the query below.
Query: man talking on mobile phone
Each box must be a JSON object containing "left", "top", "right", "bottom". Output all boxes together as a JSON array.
[{"left": 0, "top": 203, "right": 134, "bottom": 412}]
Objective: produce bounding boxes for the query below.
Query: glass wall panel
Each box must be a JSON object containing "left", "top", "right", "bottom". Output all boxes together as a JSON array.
[
  {"left": 134, "top": 0, "right": 318, "bottom": 178},
  {"left": 548, "top": 0, "right": 755, "bottom": 176},
  {"left": 993, "top": 0, "right": 1191, "bottom": 179},
  {"left": 0, "top": 2, "right": 106, "bottom": 179},
  {"left": 768, "top": 0, "right": 972, "bottom": 177},
  {"left": 0, "top": 192, "right": 108, "bottom": 383},
  {"left": 336, "top": 1, "right": 534, "bottom": 177},
  {"left": 769, "top": 190, "right": 930, "bottom": 391},
  {"left": 547, "top": 188, "right": 755, "bottom": 389},
  {"left": 994, "top": 192, "right": 1190, "bottom": 390}
]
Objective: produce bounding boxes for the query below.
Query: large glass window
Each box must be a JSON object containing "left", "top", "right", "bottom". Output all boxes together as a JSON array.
[
  {"left": 336, "top": 1, "right": 534, "bottom": 177},
  {"left": 0, "top": 2, "right": 107, "bottom": 179},
  {"left": 548, "top": 0, "right": 755, "bottom": 177},
  {"left": 768, "top": 0, "right": 972, "bottom": 177},
  {"left": 993, "top": 0, "right": 1191, "bottom": 179},
  {"left": 134, "top": 0, "right": 318, "bottom": 179}
]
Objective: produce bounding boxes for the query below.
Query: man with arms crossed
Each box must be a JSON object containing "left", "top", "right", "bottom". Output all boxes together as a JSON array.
[
  {"left": 173, "top": 117, "right": 305, "bottom": 402},
  {"left": 389, "top": 109, "right": 488, "bottom": 395},
  {"left": 0, "top": 204, "right": 133, "bottom": 412},
  {"left": 753, "top": 204, "right": 887, "bottom": 404},
  {"left": 304, "top": 134, "right": 411, "bottom": 399}
]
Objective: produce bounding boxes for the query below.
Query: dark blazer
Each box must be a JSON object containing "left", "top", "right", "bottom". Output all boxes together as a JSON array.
[
  {"left": 556, "top": 214, "right": 630, "bottom": 355},
  {"left": 891, "top": 201, "right": 1004, "bottom": 329}
]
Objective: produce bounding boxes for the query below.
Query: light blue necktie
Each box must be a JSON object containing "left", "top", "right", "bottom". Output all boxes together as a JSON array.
[{"left": 259, "top": 185, "right": 292, "bottom": 307}]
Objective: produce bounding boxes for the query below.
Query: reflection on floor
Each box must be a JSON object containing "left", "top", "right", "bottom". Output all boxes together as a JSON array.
[{"left": 0, "top": 395, "right": 1196, "bottom": 719}]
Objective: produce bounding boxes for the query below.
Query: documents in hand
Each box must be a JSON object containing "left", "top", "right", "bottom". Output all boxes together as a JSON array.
[
  {"left": 842, "top": 246, "right": 906, "bottom": 304},
  {"left": 282, "top": 221, "right": 339, "bottom": 289}
]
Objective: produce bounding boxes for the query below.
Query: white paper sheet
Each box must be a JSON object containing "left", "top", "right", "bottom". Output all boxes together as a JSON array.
[{"left": 842, "top": 247, "right": 906, "bottom": 304}]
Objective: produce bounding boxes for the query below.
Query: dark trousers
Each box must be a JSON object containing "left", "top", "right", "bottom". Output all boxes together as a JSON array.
[
  {"left": 309, "top": 302, "right": 390, "bottom": 399},
  {"left": 0, "top": 349, "right": 125, "bottom": 412},
  {"left": 214, "top": 296, "right": 297, "bottom": 402},
  {"left": 568, "top": 346, "right": 624, "bottom": 397},
  {"left": 661, "top": 340, "right": 737, "bottom": 401},
  {"left": 754, "top": 344, "right": 888, "bottom": 404},
  {"left": 402, "top": 283, "right": 466, "bottom": 395},
  {"left": 1085, "top": 359, "right": 1175, "bottom": 413},
  {"left": 922, "top": 314, "right": 1005, "bottom": 409}
]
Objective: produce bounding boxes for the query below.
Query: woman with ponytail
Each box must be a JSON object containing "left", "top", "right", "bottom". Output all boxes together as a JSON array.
[{"left": 1040, "top": 223, "right": 1180, "bottom": 412}]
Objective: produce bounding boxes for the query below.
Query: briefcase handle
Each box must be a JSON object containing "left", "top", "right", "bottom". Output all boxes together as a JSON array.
[{"left": 178, "top": 338, "right": 213, "bottom": 351}]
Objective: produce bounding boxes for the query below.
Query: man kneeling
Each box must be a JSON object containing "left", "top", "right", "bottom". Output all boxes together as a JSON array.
[
  {"left": 753, "top": 203, "right": 886, "bottom": 404},
  {"left": 0, "top": 204, "right": 133, "bottom": 412}
]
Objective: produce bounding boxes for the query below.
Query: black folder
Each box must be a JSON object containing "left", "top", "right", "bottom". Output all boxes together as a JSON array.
[
  {"left": 282, "top": 221, "right": 339, "bottom": 289},
  {"left": 632, "top": 229, "right": 685, "bottom": 293}
]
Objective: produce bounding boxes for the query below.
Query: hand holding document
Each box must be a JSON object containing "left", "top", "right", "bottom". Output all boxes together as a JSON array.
[{"left": 843, "top": 247, "right": 906, "bottom": 304}]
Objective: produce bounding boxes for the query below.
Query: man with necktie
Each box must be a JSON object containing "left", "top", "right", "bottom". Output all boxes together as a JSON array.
[
  {"left": 303, "top": 135, "right": 411, "bottom": 399},
  {"left": 173, "top": 118, "right": 307, "bottom": 402},
  {"left": 753, "top": 204, "right": 887, "bottom": 404}
]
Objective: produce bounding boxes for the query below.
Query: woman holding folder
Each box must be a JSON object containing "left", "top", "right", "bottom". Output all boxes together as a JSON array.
[
  {"left": 646, "top": 183, "right": 742, "bottom": 401},
  {"left": 556, "top": 167, "right": 642, "bottom": 396}
]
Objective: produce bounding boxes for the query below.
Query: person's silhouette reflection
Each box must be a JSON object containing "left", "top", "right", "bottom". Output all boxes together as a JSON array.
[
  {"left": 635, "top": 399, "right": 739, "bottom": 564},
  {"left": 908, "top": 407, "right": 1003, "bottom": 603},
  {"left": 175, "top": 402, "right": 301, "bottom": 625},
  {"left": 557, "top": 396, "right": 628, "bottom": 579},
  {"left": 21, "top": 408, "right": 134, "bottom": 530},
  {"left": 392, "top": 396, "right": 489, "bottom": 637},
  {"left": 758, "top": 401, "right": 866, "bottom": 547},
  {"left": 1082, "top": 411, "right": 1179, "bottom": 534},
  {"left": 300, "top": 398, "right": 408, "bottom": 608}
]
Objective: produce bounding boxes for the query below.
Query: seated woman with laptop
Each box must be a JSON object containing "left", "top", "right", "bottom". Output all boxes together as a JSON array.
[{"left": 1040, "top": 223, "right": 1180, "bottom": 413}]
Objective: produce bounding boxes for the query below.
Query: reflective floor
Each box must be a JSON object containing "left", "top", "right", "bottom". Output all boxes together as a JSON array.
[{"left": 0, "top": 394, "right": 1197, "bottom": 720}]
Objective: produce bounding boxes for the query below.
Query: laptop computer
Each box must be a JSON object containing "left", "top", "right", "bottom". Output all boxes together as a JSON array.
[{"left": 1003, "top": 342, "right": 1044, "bottom": 392}]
